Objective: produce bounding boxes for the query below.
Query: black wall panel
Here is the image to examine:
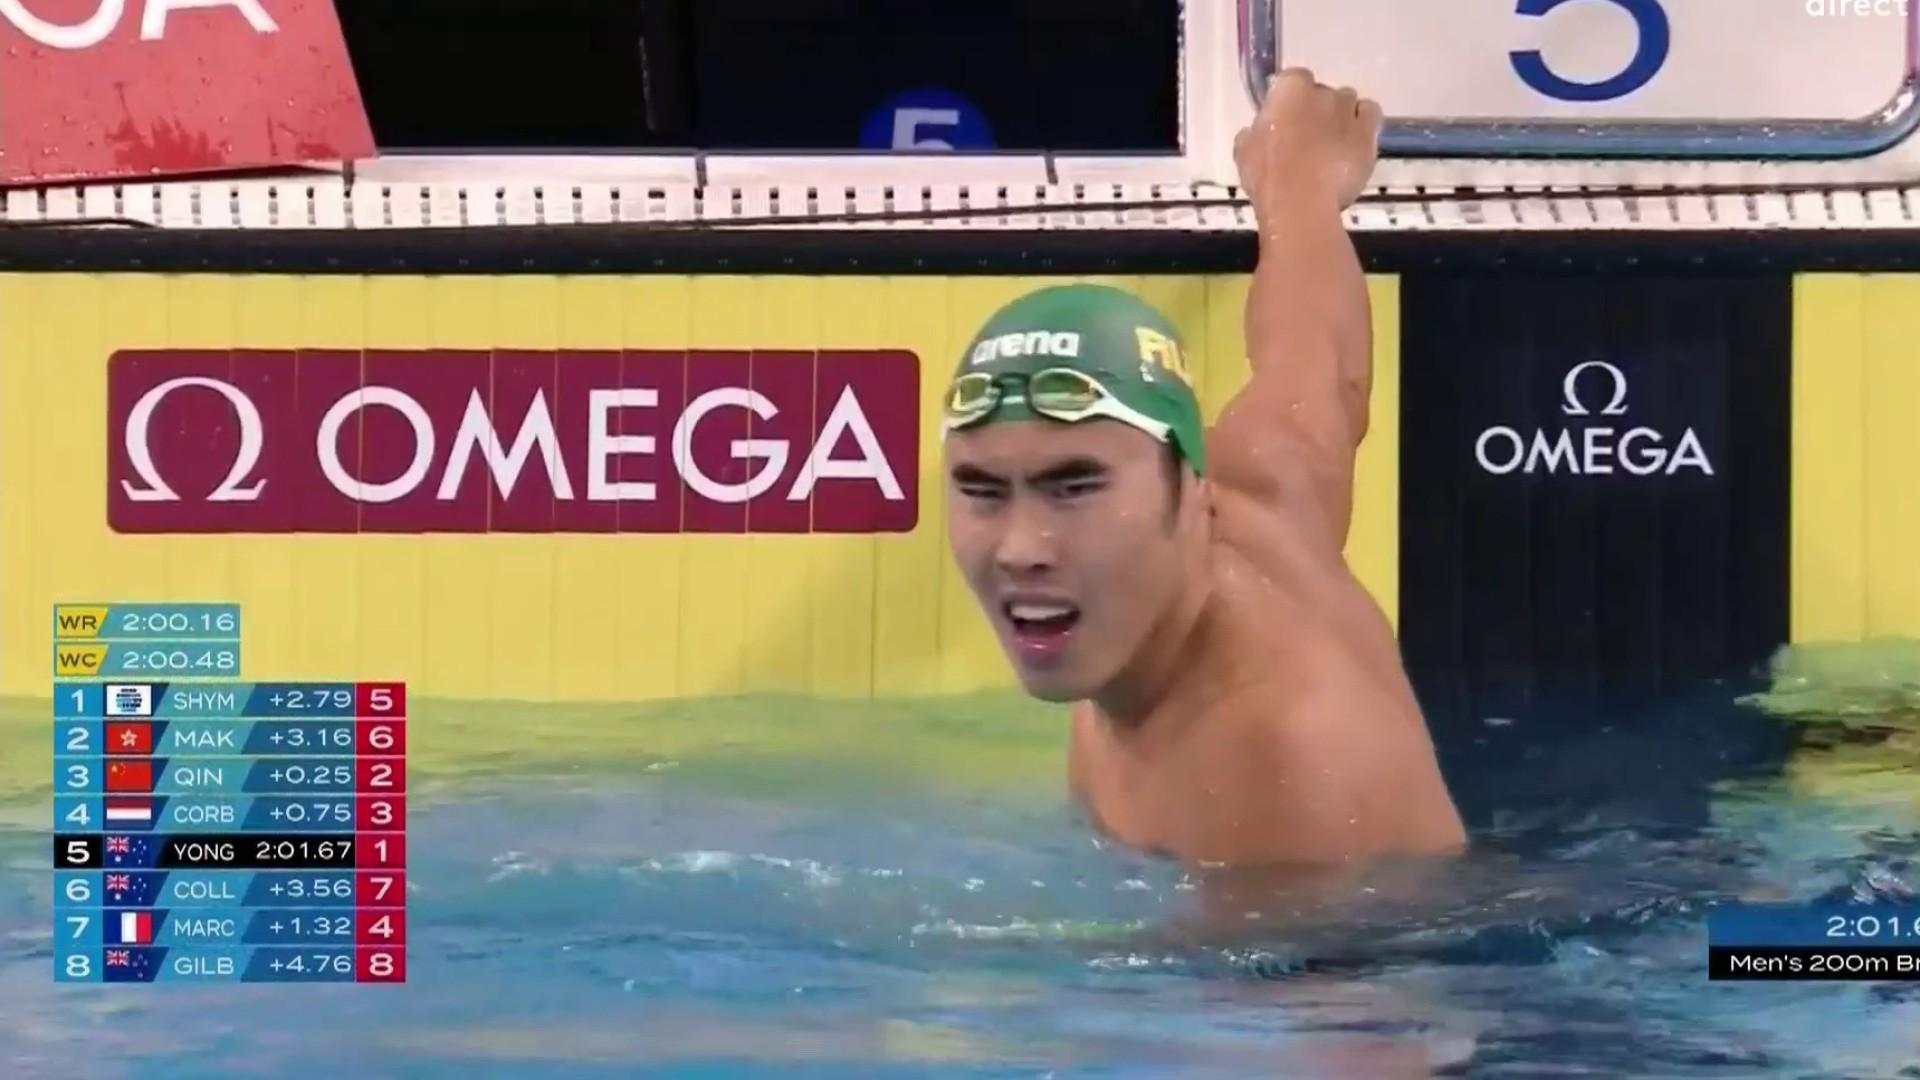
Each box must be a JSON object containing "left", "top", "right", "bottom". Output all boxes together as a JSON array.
[{"left": 1399, "top": 275, "right": 1794, "bottom": 827}]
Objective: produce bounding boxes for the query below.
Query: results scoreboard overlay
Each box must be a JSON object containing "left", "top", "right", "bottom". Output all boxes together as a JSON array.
[
  {"left": 51, "top": 604, "right": 407, "bottom": 984},
  {"left": 1709, "top": 904, "right": 1920, "bottom": 981}
]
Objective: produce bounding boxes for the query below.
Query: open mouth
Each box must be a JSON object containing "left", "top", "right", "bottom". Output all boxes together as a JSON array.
[{"left": 1004, "top": 601, "right": 1081, "bottom": 645}]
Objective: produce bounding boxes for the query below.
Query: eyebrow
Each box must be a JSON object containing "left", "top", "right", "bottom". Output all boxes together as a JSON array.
[
  {"left": 1028, "top": 457, "right": 1108, "bottom": 485},
  {"left": 950, "top": 463, "right": 1006, "bottom": 486},
  {"left": 951, "top": 456, "right": 1110, "bottom": 488}
]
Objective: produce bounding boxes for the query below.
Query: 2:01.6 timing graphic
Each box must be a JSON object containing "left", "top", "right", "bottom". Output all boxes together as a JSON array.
[
  {"left": 1709, "top": 904, "right": 1920, "bottom": 980},
  {"left": 57, "top": 833, "right": 364, "bottom": 869}
]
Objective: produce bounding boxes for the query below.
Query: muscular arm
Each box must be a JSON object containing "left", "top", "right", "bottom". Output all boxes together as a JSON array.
[
  {"left": 1246, "top": 193, "right": 1372, "bottom": 447},
  {"left": 1211, "top": 193, "right": 1373, "bottom": 546},
  {"left": 1210, "top": 72, "right": 1381, "bottom": 550}
]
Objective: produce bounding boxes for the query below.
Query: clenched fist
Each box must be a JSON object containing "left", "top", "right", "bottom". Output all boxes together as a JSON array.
[{"left": 1233, "top": 68, "right": 1382, "bottom": 216}]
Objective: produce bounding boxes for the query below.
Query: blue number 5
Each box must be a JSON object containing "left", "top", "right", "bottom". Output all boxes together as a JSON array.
[{"left": 1511, "top": 0, "right": 1670, "bottom": 102}]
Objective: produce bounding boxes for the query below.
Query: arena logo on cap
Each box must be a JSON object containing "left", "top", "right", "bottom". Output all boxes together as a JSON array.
[
  {"left": 970, "top": 331, "right": 1081, "bottom": 366},
  {"left": 106, "top": 348, "right": 919, "bottom": 533},
  {"left": 1474, "top": 359, "right": 1714, "bottom": 477}
]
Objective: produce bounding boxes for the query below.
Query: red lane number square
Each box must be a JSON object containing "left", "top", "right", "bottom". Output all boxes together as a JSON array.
[
  {"left": 355, "top": 833, "right": 405, "bottom": 870},
  {"left": 356, "top": 720, "right": 405, "bottom": 756},
  {"left": 356, "top": 795, "right": 405, "bottom": 831},
  {"left": 356, "top": 683, "right": 406, "bottom": 717},
  {"left": 355, "top": 871, "right": 405, "bottom": 907},
  {"left": 357, "top": 948, "right": 406, "bottom": 983},
  {"left": 356, "top": 909, "right": 407, "bottom": 946},
  {"left": 355, "top": 757, "right": 405, "bottom": 794}
]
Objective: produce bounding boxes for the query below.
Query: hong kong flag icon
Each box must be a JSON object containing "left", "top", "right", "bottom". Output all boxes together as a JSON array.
[
  {"left": 105, "top": 759, "right": 153, "bottom": 793},
  {"left": 106, "top": 721, "right": 153, "bottom": 755}
]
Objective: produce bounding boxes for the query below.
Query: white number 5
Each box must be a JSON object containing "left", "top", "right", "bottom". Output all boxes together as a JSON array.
[{"left": 893, "top": 108, "right": 960, "bottom": 150}]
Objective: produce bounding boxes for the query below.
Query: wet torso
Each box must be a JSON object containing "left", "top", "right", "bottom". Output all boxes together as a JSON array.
[{"left": 1066, "top": 484, "right": 1465, "bottom": 867}]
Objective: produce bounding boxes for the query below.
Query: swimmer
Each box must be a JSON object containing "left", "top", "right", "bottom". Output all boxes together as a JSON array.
[{"left": 941, "top": 69, "right": 1465, "bottom": 867}]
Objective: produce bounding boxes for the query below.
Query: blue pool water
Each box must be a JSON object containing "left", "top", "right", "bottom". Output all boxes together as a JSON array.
[{"left": 3, "top": 649, "right": 1918, "bottom": 1077}]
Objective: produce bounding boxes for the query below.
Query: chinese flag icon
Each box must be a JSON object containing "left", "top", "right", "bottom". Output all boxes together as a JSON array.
[
  {"left": 105, "top": 759, "right": 153, "bottom": 793},
  {"left": 105, "top": 722, "right": 153, "bottom": 755}
]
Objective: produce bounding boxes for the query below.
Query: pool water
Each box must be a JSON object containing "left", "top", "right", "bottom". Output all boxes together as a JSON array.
[{"left": 3, "top": 642, "right": 1918, "bottom": 1078}]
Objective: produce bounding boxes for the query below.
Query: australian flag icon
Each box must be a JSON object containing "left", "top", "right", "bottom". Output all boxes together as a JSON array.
[
  {"left": 102, "top": 946, "right": 165, "bottom": 983},
  {"left": 102, "top": 871, "right": 164, "bottom": 907},
  {"left": 102, "top": 834, "right": 160, "bottom": 869}
]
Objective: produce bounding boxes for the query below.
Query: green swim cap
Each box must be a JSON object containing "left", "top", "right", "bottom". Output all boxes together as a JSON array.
[{"left": 945, "top": 284, "right": 1207, "bottom": 473}]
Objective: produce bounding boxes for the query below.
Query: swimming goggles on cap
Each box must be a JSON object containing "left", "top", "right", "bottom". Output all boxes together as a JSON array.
[{"left": 941, "top": 367, "right": 1172, "bottom": 441}]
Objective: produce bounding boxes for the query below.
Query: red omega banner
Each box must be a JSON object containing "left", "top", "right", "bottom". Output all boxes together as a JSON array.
[{"left": 0, "top": 0, "right": 373, "bottom": 185}]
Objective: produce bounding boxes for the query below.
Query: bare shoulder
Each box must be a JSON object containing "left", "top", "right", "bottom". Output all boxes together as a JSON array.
[
  {"left": 1207, "top": 473, "right": 1342, "bottom": 578},
  {"left": 1206, "top": 484, "right": 1393, "bottom": 660},
  {"left": 1207, "top": 409, "right": 1352, "bottom": 539},
  {"left": 1219, "top": 686, "right": 1463, "bottom": 862},
  {"left": 1198, "top": 564, "right": 1465, "bottom": 861}
]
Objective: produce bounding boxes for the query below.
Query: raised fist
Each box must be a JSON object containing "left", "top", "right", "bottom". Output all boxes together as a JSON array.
[{"left": 1233, "top": 68, "right": 1382, "bottom": 215}]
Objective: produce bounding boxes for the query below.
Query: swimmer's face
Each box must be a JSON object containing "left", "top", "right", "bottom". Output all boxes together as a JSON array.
[{"left": 944, "top": 419, "right": 1203, "bottom": 702}]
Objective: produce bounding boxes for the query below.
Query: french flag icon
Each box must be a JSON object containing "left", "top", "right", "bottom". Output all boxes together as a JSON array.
[{"left": 107, "top": 909, "right": 155, "bottom": 945}]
